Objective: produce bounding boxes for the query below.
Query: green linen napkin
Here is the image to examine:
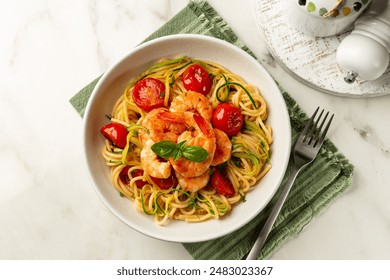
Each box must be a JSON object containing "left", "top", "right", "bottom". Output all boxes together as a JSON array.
[{"left": 70, "top": 0, "right": 354, "bottom": 259}]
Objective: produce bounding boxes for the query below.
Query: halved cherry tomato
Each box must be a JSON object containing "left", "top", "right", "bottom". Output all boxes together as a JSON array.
[
  {"left": 211, "top": 103, "right": 244, "bottom": 137},
  {"left": 132, "top": 77, "right": 165, "bottom": 112},
  {"left": 182, "top": 64, "right": 212, "bottom": 95},
  {"left": 119, "top": 166, "right": 147, "bottom": 189},
  {"left": 211, "top": 168, "right": 235, "bottom": 197},
  {"left": 100, "top": 122, "right": 128, "bottom": 149},
  {"left": 150, "top": 173, "right": 178, "bottom": 190}
]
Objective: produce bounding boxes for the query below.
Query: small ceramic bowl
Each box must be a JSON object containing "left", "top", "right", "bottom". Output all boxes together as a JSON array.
[{"left": 284, "top": 0, "right": 371, "bottom": 37}]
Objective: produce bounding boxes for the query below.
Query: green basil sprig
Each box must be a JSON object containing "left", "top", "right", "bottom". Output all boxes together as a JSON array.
[{"left": 151, "top": 140, "right": 208, "bottom": 162}]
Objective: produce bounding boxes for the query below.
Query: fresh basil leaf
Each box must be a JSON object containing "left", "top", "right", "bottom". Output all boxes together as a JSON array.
[
  {"left": 182, "top": 145, "right": 208, "bottom": 162},
  {"left": 151, "top": 141, "right": 178, "bottom": 159},
  {"left": 151, "top": 140, "right": 208, "bottom": 163},
  {"left": 177, "top": 140, "right": 187, "bottom": 149},
  {"left": 172, "top": 149, "right": 183, "bottom": 161}
]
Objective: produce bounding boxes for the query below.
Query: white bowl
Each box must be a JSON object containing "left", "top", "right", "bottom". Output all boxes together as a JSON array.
[{"left": 83, "top": 34, "right": 291, "bottom": 243}]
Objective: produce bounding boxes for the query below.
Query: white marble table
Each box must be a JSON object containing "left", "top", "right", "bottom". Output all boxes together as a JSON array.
[{"left": 1, "top": 0, "right": 389, "bottom": 260}]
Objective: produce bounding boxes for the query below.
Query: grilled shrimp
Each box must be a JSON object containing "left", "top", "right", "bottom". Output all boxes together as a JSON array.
[
  {"left": 159, "top": 111, "right": 216, "bottom": 178},
  {"left": 140, "top": 138, "right": 171, "bottom": 179},
  {"left": 176, "top": 171, "right": 210, "bottom": 192},
  {"left": 138, "top": 108, "right": 187, "bottom": 145},
  {"left": 211, "top": 128, "right": 232, "bottom": 166},
  {"left": 169, "top": 91, "right": 213, "bottom": 122}
]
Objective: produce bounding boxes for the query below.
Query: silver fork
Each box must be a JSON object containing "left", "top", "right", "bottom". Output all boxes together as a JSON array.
[{"left": 246, "top": 107, "right": 334, "bottom": 260}]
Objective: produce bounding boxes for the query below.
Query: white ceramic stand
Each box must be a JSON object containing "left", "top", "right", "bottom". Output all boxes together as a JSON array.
[{"left": 253, "top": 0, "right": 390, "bottom": 98}]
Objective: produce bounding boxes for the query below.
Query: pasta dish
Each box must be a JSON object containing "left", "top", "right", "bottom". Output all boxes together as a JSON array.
[{"left": 100, "top": 56, "right": 272, "bottom": 225}]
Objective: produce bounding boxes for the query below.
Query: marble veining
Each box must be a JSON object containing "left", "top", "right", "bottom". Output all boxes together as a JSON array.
[
  {"left": 354, "top": 126, "right": 389, "bottom": 155},
  {"left": 0, "top": 0, "right": 389, "bottom": 260}
]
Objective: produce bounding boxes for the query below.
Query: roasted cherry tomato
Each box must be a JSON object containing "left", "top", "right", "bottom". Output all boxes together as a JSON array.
[
  {"left": 211, "top": 103, "right": 244, "bottom": 136},
  {"left": 132, "top": 77, "right": 165, "bottom": 112},
  {"left": 182, "top": 64, "right": 212, "bottom": 95},
  {"left": 211, "top": 168, "right": 235, "bottom": 197},
  {"left": 150, "top": 173, "right": 178, "bottom": 190},
  {"left": 119, "top": 166, "right": 147, "bottom": 189},
  {"left": 100, "top": 122, "right": 128, "bottom": 149}
]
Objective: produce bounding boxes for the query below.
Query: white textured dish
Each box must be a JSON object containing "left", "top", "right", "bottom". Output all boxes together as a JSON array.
[
  {"left": 253, "top": 0, "right": 390, "bottom": 97},
  {"left": 83, "top": 34, "right": 291, "bottom": 243}
]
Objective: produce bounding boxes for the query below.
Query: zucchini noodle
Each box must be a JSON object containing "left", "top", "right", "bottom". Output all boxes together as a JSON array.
[{"left": 101, "top": 56, "right": 272, "bottom": 225}]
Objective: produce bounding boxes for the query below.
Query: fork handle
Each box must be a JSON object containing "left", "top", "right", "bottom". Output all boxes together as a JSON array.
[{"left": 246, "top": 165, "right": 301, "bottom": 260}]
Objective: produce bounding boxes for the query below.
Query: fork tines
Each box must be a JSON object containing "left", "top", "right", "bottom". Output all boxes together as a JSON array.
[{"left": 302, "top": 107, "right": 334, "bottom": 147}]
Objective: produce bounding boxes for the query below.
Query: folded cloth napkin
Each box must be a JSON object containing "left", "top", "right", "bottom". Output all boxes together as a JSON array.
[{"left": 70, "top": 0, "right": 354, "bottom": 259}]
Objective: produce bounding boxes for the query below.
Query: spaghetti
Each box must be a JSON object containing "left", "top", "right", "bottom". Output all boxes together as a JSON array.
[{"left": 101, "top": 56, "right": 272, "bottom": 225}]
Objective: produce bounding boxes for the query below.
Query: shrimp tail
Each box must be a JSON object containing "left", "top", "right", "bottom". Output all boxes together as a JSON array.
[
  {"left": 193, "top": 114, "right": 213, "bottom": 138},
  {"left": 158, "top": 111, "right": 185, "bottom": 124}
]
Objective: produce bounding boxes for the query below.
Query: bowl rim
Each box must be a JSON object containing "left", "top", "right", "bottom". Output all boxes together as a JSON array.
[{"left": 83, "top": 34, "right": 291, "bottom": 243}]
